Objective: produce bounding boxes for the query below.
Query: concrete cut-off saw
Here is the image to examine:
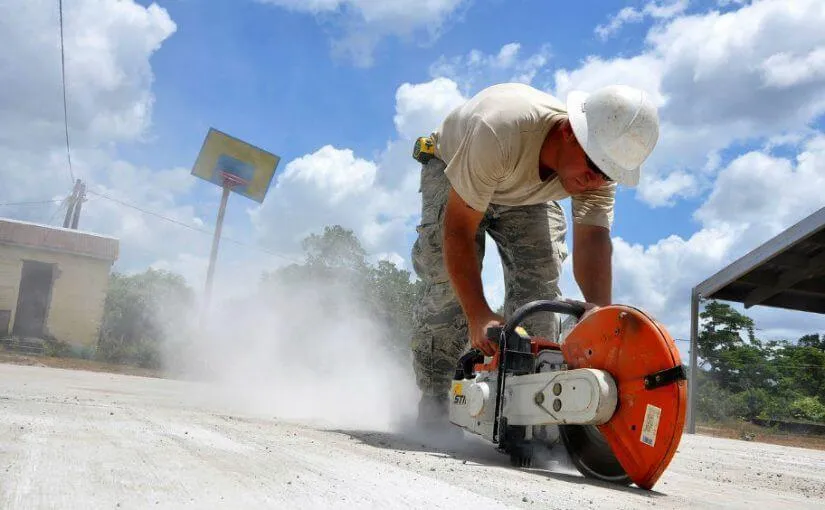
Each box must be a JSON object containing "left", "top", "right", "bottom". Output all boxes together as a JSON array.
[{"left": 449, "top": 300, "right": 688, "bottom": 490}]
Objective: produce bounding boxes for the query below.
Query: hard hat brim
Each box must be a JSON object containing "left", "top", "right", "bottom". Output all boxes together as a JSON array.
[{"left": 566, "top": 90, "right": 641, "bottom": 188}]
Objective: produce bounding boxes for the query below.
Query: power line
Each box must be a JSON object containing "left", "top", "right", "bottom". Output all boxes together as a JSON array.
[
  {"left": 0, "top": 199, "right": 64, "bottom": 207},
  {"left": 85, "top": 189, "right": 299, "bottom": 264},
  {"left": 58, "top": 0, "right": 74, "bottom": 185}
]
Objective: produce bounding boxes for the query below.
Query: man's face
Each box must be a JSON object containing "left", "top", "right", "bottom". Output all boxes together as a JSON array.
[{"left": 558, "top": 140, "right": 613, "bottom": 194}]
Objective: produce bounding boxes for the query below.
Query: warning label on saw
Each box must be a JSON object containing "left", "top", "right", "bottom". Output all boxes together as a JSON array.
[{"left": 641, "top": 404, "right": 662, "bottom": 447}]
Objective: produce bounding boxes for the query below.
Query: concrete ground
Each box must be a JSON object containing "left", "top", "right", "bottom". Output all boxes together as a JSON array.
[{"left": 1, "top": 363, "right": 824, "bottom": 509}]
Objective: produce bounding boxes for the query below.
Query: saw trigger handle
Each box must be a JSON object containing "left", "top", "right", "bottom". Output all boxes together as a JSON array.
[
  {"left": 503, "top": 300, "right": 586, "bottom": 337},
  {"left": 454, "top": 349, "right": 486, "bottom": 380}
]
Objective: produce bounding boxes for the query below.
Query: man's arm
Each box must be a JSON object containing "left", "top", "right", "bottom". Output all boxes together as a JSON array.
[
  {"left": 572, "top": 222, "right": 613, "bottom": 306},
  {"left": 443, "top": 187, "right": 490, "bottom": 321},
  {"left": 443, "top": 187, "right": 502, "bottom": 355}
]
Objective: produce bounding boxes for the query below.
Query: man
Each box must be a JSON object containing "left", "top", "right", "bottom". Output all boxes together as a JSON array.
[{"left": 410, "top": 82, "right": 660, "bottom": 427}]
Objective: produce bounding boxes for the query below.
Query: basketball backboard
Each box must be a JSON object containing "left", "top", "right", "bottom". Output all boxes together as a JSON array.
[{"left": 191, "top": 128, "right": 281, "bottom": 203}]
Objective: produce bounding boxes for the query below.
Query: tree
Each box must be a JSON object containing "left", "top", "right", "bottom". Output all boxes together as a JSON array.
[
  {"left": 97, "top": 269, "right": 194, "bottom": 369},
  {"left": 698, "top": 301, "right": 757, "bottom": 369},
  {"left": 261, "top": 225, "right": 423, "bottom": 358},
  {"left": 695, "top": 300, "right": 825, "bottom": 424},
  {"left": 302, "top": 225, "right": 368, "bottom": 272},
  {"left": 798, "top": 333, "right": 825, "bottom": 350}
]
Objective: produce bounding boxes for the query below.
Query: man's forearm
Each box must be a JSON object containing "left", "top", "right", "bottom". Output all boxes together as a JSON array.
[
  {"left": 443, "top": 227, "right": 491, "bottom": 322},
  {"left": 573, "top": 226, "right": 613, "bottom": 306}
]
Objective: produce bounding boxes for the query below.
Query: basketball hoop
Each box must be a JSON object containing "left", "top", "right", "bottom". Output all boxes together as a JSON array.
[{"left": 221, "top": 171, "right": 248, "bottom": 189}]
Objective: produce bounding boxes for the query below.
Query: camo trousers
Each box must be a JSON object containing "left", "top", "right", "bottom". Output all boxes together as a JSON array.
[{"left": 411, "top": 158, "right": 568, "bottom": 397}]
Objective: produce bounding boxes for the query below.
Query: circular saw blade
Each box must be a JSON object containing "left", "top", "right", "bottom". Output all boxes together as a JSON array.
[{"left": 559, "top": 424, "right": 631, "bottom": 485}]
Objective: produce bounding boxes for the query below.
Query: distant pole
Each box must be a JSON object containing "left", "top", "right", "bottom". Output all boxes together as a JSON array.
[
  {"left": 202, "top": 183, "right": 232, "bottom": 316},
  {"left": 70, "top": 180, "right": 86, "bottom": 230},
  {"left": 63, "top": 179, "right": 81, "bottom": 228},
  {"left": 687, "top": 289, "right": 700, "bottom": 434}
]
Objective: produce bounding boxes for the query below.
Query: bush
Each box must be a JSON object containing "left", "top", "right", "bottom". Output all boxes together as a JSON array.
[{"left": 789, "top": 396, "right": 825, "bottom": 423}]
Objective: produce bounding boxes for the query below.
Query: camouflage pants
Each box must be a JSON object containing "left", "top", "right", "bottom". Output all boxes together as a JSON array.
[{"left": 411, "top": 158, "right": 568, "bottom": 397}]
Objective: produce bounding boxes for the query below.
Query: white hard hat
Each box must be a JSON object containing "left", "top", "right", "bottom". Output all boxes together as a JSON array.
[{"left": 566, "top": 85, "right": 660, "bottom": 187}]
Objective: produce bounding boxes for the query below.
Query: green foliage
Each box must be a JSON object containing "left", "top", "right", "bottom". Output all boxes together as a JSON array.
[
  {"left": 697, "top": 300, "right": 825, "bottom": 426},
  {"left": 261, "top": 224, "right": 421, "bottom": 358},
  {"left": 97, "top": 268, "right": 194, "bottom": 369},
  {"left": 789, "top": 396, "right": 825, "bottom": 422}
]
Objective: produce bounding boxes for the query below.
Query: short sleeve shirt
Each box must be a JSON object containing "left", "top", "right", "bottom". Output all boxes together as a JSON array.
[{"left": 430, "top": 83, "right": 616, "bottom": 229}]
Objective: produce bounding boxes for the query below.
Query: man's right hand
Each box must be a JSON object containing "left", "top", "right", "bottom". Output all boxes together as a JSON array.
[{"left": 470, "top": 313, "right": 505, "bottom": 357}]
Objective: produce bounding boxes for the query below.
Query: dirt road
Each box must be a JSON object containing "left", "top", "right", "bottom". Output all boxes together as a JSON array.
[{"left": 1, "top": 363, "right": 824, "bottom": 509}]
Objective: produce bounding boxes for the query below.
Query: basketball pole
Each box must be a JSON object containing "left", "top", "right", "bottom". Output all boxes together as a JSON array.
[{"left": 202, "top": 181, "right": 232, "bottom": 320}]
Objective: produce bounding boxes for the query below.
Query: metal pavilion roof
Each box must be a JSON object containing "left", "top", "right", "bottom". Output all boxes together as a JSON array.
[
  {"left": 694, "top": 206, "right": 825, "bottom": 313},
  {"left": 687, "top": 206, "right": 825, "bottom": 433}
]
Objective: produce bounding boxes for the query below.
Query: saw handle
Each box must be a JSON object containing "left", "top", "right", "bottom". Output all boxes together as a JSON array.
[
  {"left": 502, "top": 300, "right": 586, "bottom": 338},
  {"left": 491, "top": 300, "right": 586, "bottom": 445}
]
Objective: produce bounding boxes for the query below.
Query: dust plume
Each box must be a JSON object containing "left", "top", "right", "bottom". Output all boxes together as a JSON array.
[{"left": 164, "top": 275, "right": 421, "bottom": 432}]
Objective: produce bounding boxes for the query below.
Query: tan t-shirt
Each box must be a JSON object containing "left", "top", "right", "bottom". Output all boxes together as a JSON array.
[{"left": 431, "top": 83, "right": 616, "bottom": 229}]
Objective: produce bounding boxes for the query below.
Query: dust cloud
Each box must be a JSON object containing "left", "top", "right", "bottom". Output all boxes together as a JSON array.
[
  {"left": 154, "top": 273, "right": 582, "bottom": 476},
  {"left": 162, "top": 276, "right": 421, "bottom": 433}
]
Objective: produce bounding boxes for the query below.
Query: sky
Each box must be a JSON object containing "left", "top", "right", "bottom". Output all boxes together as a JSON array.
[{"left": 2, "top": 0, "right": 825, "bottom": 350}]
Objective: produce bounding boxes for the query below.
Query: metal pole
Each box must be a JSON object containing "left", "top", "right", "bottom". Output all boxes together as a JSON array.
[
  {"left": 63, "top": 179, "right": 81, "bottom": 228},
  {"left": 687, "top": 289, "right": 700, "bottom": 433},
  {"left": 203, "top": 185, "right": 231, "bottom": 315},
  {"left": 70, "top": 180, "right": 86, "bottom": 230}
]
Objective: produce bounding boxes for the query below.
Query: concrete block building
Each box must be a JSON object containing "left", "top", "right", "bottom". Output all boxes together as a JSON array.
[{"left": 0, "top": 217, "right": 119, "bottom": 348}]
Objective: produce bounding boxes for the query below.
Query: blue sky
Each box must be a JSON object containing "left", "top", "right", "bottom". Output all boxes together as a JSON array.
[
  {"left": 2, "top": 0, "right": 825, "bottom": 345},
  {"left": 126, "top": 0, "right": 704, "bottom": 245}
]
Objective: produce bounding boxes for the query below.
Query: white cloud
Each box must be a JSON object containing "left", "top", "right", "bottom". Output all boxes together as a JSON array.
[
  {"left": 393, "top": 78, "right": 466, "bottom": 140},
  {"left": 280, "top": 145, "right": 378, "bottom": 203},
  {"left": 761, "top": 48, "right": 825, "bottom": 88},
  {"left": 0, "top": 1, "right": 226, "bottom": 294},
  {"left": 251, "top": 76, "right": 467, "bottom": 262},
  {"left": 595, "top": 0, "right": 689, "bottom": 40},
  {"left": 553, "top": 0, "right": 825, "bottom": 207},
  {"left": 256, "top": 0, "right": 468, "bottom": 67},
  {"left": 637, "top": 170, "right": 698, "bottom": 207},
  {"left": 603, "top": 134, "right": 825, "bottom": 340},
  {"left": 0, "top": 0, "right": 175, "bottom": 152},
  {"left": 429, "top": 43, "right": 553, "bottom": 94}
]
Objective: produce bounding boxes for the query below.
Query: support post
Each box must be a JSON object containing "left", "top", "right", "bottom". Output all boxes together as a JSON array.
[
  {"left": 202, "top": 184, "right": 231, "bottom": 318},
  {"left": 687, "top": 289, "right": 700, "bottom": 434},
  {"left": 70, "top": 180, "right": 86, "bottom": 230},
  {"left": 63, "top": 179, "right": 81, "bottom": 228}
]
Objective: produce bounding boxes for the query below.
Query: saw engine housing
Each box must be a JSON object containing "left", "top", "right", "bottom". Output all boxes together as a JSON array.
[{"left": 448, "top": 300, "right": 688, "bottom": 490}]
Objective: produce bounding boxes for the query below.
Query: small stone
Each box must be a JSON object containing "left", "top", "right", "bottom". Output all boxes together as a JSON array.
[{"left": 522, "top": 497, "right": 528, "bottom": 502}]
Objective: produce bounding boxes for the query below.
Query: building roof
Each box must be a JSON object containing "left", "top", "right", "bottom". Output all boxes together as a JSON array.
[
  {"left": 0, "top": 217, "right": 119, "bottom": 262},
  {"left": 693, "top": 207, "right": 825, "bottom": 314}
]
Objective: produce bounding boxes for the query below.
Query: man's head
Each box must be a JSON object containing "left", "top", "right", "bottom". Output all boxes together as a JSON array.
[
  {"left": 547, "top": 118, "right": 616, "bottom": 195},
  {"left": 555, "top": 85, "right": 660, "bottom": 192}
]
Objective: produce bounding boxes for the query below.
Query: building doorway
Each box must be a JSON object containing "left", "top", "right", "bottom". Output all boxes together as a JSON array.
[{"left": 13, "top": 260, "right": 55, "bottom": 338}]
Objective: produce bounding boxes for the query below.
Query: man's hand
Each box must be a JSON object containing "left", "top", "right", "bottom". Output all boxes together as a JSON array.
[{"left": 469, "top": 313, "right": 506, "bottom": 357}]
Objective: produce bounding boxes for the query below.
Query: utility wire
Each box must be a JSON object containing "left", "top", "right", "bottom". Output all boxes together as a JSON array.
[
  {"left": 58, "top": 0, "right": 74, "bottom": 185},
  {"left": 85, "top": 189, "right": 299, "bottom": 264},
  {"left": 0, "top": 199, "right": 64, "bottom": 207}
]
